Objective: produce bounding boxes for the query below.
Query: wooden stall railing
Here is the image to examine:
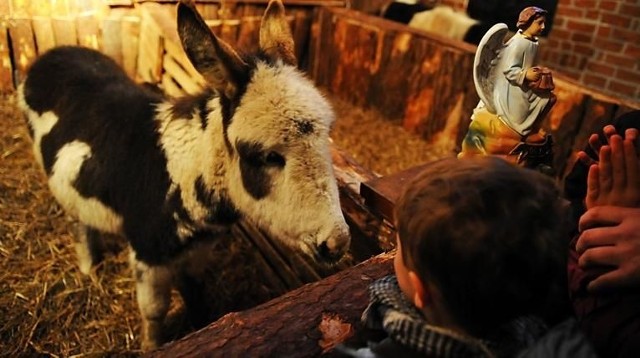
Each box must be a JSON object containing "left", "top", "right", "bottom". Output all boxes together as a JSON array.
[
  {"left": 136, "top": 0, "right": 346, "bottom": 97},
  {"left": 308, "top": 7, "right": 640, "bottom": 178}
]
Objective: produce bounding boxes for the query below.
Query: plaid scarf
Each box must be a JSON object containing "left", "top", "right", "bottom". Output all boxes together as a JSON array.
[{"left": 360, "top": 276, "right": 547, "bottom": 358}]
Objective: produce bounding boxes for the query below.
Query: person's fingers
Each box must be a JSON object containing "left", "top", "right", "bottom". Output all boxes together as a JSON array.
[
  {"left": 603, "top": 125, "right": 617, "bottom": 142},
  {"left": 625, "top": 128, "right": 639, "bottom": 143},
  {"left": 587, "top": 268, "right": 630, "bottom": 293},
  {"left": 578, "top": 206, "right": 624, "bottom": 232},
  {"left": 578, "top": 245, "right": 621, "bottom": 268},
  {"left": 576, "top": 225, "right": 620, "bottom": 254},
  {"left": 585, "top": 164, "right": 599, "bottom": 210},
  {"left": 609, "top": 135, "right": 627, "bottom": 190},
  {"left": 588, "top": 133, "right": 602, "bottom": 156},
  {"left": 624, "top": 137, "right": 640, "bottom": 204},
  {"left": 577, "top": 151, "right": 597, "bottom": 166},
  {"left": 599, "top": 145, "right": 613, "bottom": 194}
]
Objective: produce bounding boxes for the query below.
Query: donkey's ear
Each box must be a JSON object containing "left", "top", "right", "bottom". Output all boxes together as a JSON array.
[
  {"left": 177, "top": 1, "right": 249, "bottom": 98},
  {"left": 259, "top": 0, "right": 297, "bottom": 66}
]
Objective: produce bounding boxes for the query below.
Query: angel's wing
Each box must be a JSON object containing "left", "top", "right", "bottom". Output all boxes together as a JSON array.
[{"left": 473, "top": 23, "right": 509, "bottom": 114}]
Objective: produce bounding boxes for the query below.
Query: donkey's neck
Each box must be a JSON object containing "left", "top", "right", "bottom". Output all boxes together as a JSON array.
[{"left": 155, "top": 94, "right": 231, "bottom": 232}]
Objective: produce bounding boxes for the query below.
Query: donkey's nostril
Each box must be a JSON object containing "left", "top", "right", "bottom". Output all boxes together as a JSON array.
[{"left": 317, "top": 230, "right": 350, "bottom": 262}]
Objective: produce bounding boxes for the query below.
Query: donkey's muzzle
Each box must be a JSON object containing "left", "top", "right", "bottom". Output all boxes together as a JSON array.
[{"left": 317, "top": 225, "right": 350, "bottom": 262}]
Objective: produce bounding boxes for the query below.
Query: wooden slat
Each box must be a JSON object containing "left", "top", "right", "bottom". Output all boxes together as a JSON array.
[
  {"left": 0, "top": 20, "right": 13, "bottom": 92},
  {"left": 235, "top": 16, "right": 260, "bottom": 53},
  {"left": 102, "top": 16, "right": 123, "bottom": 65},
  {"left": 76, "top": 12, "right": 100, "bottom": 50},
  {"left": 161, "top": 73, "right": 185, "bottom": 97},
  {"left": 136, "top": 6, "right": 163, "bottom": 82},
  {"left": 135, "top": 0, "right": 346, "bottom": 5},
  {"left": 7, "top": 17, "right": 36, "bottom": 85},
  {"left": 121, "top": 16, "right": 141, "bottom": 78},
  {"left": 163, "top": 53, "right": 203, "bottom": 94},
  {"left": 31, "top": 16, "right": 55, "bottom": 54},
  {"left": 52, "top": 16, "right": 78, "bottom": 46}
]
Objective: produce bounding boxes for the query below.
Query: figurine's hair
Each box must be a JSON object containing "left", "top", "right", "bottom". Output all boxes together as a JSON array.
[
  {"left": 395, "top": 156, "right": 565, "bottom": 336},
  {"left": 517, "top": 6, "right": 548, "bottom": 30}
]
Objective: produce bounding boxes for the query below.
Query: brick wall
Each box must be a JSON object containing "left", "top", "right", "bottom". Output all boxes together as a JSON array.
[{"left": 439, "top": 0, "right": 640, "bottom": 104}]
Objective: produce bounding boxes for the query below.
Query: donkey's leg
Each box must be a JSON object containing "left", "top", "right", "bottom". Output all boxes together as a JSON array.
[
  {"left": 130, "top": 252, "right": 173, "bottom": 350},
  {"left": 74, "top": 223, "right": 105, "bottom": 275}
]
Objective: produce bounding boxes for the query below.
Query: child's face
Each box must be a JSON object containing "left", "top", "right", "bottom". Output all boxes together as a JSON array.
[
  {"left": 525, "top": 16, "right": 546, "bottom": 37},
  {"left": 394, "top": 235, "right": 417, "bottom": 303}
]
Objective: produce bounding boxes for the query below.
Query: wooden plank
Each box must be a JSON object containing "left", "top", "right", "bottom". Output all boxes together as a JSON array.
[
  {"left": 163, "top": 53, "right": 202, "bottom": 94},
  {"left": 135, "top": 0, "right": 346, "bottom": 5},
  {"left": 147, "top": 251, "right": 394, "bottom": 357},
  {"left": 52, "top": 16, "right": 77, "bottom": 46},
  {"left": 0, "top": 20, "right": 13, "bottom": 92},
  {"left": 31, "top": 16, "right": 55, "bottom": 54},
  {"left": 76, "top": 12, "right": 100, "bottom": 50},
  {"left": 360, "top": 163, "right": 432, "bottom": 224},
  {"left": 7, "top": 17, "right": 36, "bottom": 85},
  {"left": 102, "top": 16, "right": 123, "bottom": 65},
  {"left": 161, "top": 73, "right": 185, "bottom": 97},
  {"left": 121, "top": 16, "right": 141, "bottom": 78},
  {"left": 235, "top": 16, "right": 260, "bottom": 53},
  {"left": 136, "top": 6, "right": 164, "bottom": 82}
]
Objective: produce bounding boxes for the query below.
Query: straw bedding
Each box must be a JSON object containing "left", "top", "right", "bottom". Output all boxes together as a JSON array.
[{"left": 0, "top": 91, "right": 449, "bottom": 356}]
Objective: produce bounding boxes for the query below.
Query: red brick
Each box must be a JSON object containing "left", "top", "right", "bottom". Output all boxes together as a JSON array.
[
  {"left": 587, "top": 63, "right": 616, "bottom": 76},
  {"left": 593, "top": 38, "right": 624, "bottom": 52},
  {"left": 612, "top": 28, "right": 640, "bottom": 43},
  {"left": 624, "top": 44, "right": 640, "bottom": 58},
  {"left": 597, "top": 26, "right": 612, "bottom": 37},
  {"left": 585, "top": 10, "right": 599, "bottom": 19},
  {"left": 605, "top": 53, "right": 638, "bottom": 67},
  {"left": 600, "top": 1, "right": 620, "bottom": 11},
  {"left": 601, "top": 13, "right": 633, "bottom": 28},
  {"left": 557, "top": 6, "right": 584, "bottom": 17},
  {"left": 608, "top": 80, "right": 637, "bottom": 95},
  {"left": 567, "top": 20, "right": 597, "bottom": 33},
  {"left": 575, "top": 0, "right": 597, "bottom": 7},
  {"left": 571, "top": 32, "right": 593, "bottom": 42},
  {"left": 620, "top": 4, "right": 640, "bottom": 17},
  {"left": 574, "top": 44, "right": 595, "bottom": 56},
  {"left": 616, "top": 69, "right": 640, "bottom": 84},
  {"left": 549, "top": 28, "right": 572, "bottom": 39},
  {"left": 584, "top": 74, "right": 608, "bottom": 88}
]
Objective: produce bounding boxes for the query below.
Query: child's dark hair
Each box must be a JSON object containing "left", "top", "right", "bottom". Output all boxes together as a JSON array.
[
  {"left": 516, "top": 6, "right": 548, "bottom": 30},
  {"left": 395, "top": 156, "right": 565, "bottom": 337}
]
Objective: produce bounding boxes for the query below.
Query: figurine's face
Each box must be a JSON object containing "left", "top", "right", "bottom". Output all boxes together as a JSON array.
[{"left": 525, "top": 16, "right": 546, "bottom": 37}]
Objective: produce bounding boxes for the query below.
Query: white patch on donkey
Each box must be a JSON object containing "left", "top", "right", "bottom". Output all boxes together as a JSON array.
[{"left": 19, "top": 0, "right": 350, "bottom": 350}]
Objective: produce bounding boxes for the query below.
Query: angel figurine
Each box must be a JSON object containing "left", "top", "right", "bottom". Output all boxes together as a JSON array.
[{"left": 459, "top": 6, "right": 556, "bottom": 173}]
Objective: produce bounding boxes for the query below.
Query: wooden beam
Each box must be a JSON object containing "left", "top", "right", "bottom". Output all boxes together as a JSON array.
[
  {"left": 147, "top": 252, "right": 394, "bottom": 357},
  {"left": 52, "top": 16, "right": 78, "bottom": 46},
  {"left": 7, "top": 17, "right": 36, "bottom": 85},
  {"left": 102, "top": 15, "right": 123, "bottom": 66},
  {"left": 76, "top": 12, "right": 101, "bottom": 50},
  {"left": 122, "top": 16, "right": 141, "bottom": 78},
  {"left": 31, "top": 16, "right": 55, "bottom": 54},
  {"left": 0, "top": 19, "right": 13, "bottom": 92}
]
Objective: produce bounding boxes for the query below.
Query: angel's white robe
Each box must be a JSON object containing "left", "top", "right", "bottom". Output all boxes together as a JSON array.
[{"left": 493, "top": 32, "right": 551, "bottom": 137}]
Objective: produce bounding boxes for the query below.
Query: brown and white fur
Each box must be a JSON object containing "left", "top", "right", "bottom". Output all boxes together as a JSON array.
[{"left": 18, "top": 0, "right": 350, "bottom": 349}]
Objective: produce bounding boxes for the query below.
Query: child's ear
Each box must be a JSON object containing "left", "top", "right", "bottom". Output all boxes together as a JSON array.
[{"left": 408, "top": 271, "right": 431, "bottom": 309}]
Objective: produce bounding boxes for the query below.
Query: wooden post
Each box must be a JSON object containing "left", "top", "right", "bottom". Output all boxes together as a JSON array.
[
  {"left": 76, "top": 12, "right": 101, "bottom": 50},
  {"left": 0, "top": 19, "right": 13, "bottom": 92},
  {"left": 31, "top": 16, "right": 55, "bottom": 54},
  {"left": 52, "top": 16, "right": 78, "bottom": 46},
  {"left": 121, "top": 16, "right": 141, "bottom": 78},
  {"left": 102, "top": 15, "right": 123, "bottom": 66},
  {"left": 7, "top": 17, "right": 36, "bottom": 85}
]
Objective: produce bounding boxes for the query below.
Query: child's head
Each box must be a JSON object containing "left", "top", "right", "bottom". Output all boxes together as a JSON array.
[
  {"left": 517, "top": 6, "right": 547, "bottom": 35},
  {"left": 394, "top": 156, "right": 565, "bottom": 336}
]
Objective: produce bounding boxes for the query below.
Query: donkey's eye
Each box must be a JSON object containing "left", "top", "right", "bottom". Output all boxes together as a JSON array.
[{"left": 265, "top": 151, "right": 285, "bottom": 167}]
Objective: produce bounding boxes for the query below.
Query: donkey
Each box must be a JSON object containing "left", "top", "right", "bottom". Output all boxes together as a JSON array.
[{"left": 18, "top": 0, "right": 350, "bottom": 349}]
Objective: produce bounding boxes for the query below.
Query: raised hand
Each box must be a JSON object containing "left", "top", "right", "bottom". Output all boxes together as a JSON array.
[
  {"left": 584, "top": 128, "right": 640, "bottom": 210},
  {"left": 576, "top": 206, "right": 640, "bottom": 292}
]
